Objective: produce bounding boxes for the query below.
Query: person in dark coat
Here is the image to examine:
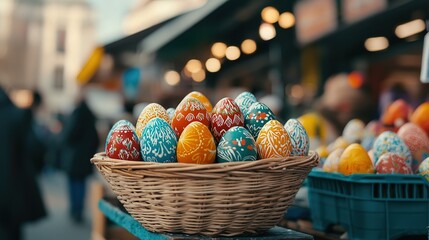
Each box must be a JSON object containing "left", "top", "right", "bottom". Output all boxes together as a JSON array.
[
  {"left": 0, "top": 87, "right": 46, "bottom": 240},
  {"left": 61, "top": 92, "right": 99, "bottom": 223}
]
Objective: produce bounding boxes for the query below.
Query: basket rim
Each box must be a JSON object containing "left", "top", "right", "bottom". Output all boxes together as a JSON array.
[{"left": 91, "top": 151, "right": 319, "bottom": 173}]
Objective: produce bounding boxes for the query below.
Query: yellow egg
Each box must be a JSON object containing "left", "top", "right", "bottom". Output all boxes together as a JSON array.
[
  {"left": 136, "top": 103, "right": 169, "bottom": 138},
  {"left": 338, "top": 143, "right": 374, "bottom": 176},
  {"left": 256, "top": 120, "right": 292, "bottom": 158},
  {"left": 177, "top": 121, "right": 216, "bottom": 164},
  {"left": 316, "top": 145, "right": 329, "bottom": 158},
  {"left": 185, "top": 91, "right": 213, "bottom": 113}
]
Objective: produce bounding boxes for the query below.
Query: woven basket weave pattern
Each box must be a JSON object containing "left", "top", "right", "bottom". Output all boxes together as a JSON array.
[{"left": 92, "top": 151, "right": 319, "bottom": 236}]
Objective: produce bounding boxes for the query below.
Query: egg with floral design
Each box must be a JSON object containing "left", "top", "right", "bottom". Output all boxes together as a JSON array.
[
  {"left": 418, "top": 157, "right": 429, "bottom": 181},
  {"left": 375, "top": 152, "right": 412, "bottom": 174},
  {"left": 217, "top": 126, "right": 257, "bottom": 163},
  {"left": 235, "top": 91, "right": 257, "bottom": 116},
  {"left": 245, "top": 102, "right": 276, "bottom": 139},
  {"left": 171, "top": 97, "right": 210, "bottom": 137},
  {"left": 211, "top": 97, "right": 244, "bottom": 142},
  {"left": 185, "top": 91, "right": 213, "bottom": 113},
  {"left": 177, "top": 121, "right": 216, "bottom": 164},
  {"left": 140, "top": 118, "right": 177, "bottom": 163},
  {"left": 284, "top": 119, "right": 310, "bottom": 156},
  {"left": 373, "top": 131, "right": 412, "bottom": 167},
  {"left": 136, "top": 103, "right": 169, "bottom": 138},
  {"left": 397, "top": 123, "right": 429, "bottom": 173},
  {"left": 256, "top": 120, "right": 292, "bottom": 158},
  {"left": 106, "top": 125, "right": 141, "bottom": 161},
  {"left": 105, "top": 120, "right": 135, "bottom": 149}
]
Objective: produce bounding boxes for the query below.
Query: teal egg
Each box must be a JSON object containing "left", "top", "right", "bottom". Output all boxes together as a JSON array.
[
  {"left": 217, "top": 126, "right": 257, "bottom": 163},
  {"left": 373, "top": 131, "right": 412, "bottom": 167},
  {"left": 284, "top": 119, "right": 310, "bottom": 156},
  {"left": 418, "top": 157, "right": 429, "bottom": 181},
  {"left": 235, "top": 92, "right": 257, "bottom": 116},
  {"left": 105, "top": 120, "right": 136, "bottom": 151},
  {"left": 244, "top": 102, "right": 276, "bottom": 139},
  {"left": 140, "top": 117, "right": 177, "bottom": 163}
]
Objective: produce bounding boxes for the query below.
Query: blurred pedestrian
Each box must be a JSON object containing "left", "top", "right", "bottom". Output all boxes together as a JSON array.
[
  {"left": 61, "top": 87, "right": 99, "bottom": 223},
  {"left": 0, "top": 86, "right": 46, "bottom": 240}
]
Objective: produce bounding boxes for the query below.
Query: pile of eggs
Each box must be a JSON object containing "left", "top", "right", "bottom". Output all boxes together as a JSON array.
[
  {"left": 319, "top": 99, "right": 429, "bottom": 181},
  {"left": 105, "top": 91, "right": 310, "bottom": 164}
]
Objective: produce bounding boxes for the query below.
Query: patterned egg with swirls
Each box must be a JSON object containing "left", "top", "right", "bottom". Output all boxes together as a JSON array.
[
  {"left": 256, "top": 120, "right": 292, "bottom": 159},
  {"left": 284, "top": 119, "right": 310, "bottom": 156},
  {"left": 140, "top": 117, "right": 177, "bottom": 163},
  {"left": 211, "top": 97, "right": 244, "bottom": 142},
  {"left": 177, "top": 121, "right": 216, "bottom": 164},
  {"left": 185, "top": 91, "right": 213, "bottom": 113},
  {"left": 418, "top": 157, "right": 429, "bottom": 181},
  {"left": 235, "top": 91, "right": 257, "bottom": 116},
  {"left": 217, "top": 126, "right": 257, "bottom": 163},
  {"left": 245, "top": 102, "right": 276, "bottom": 139},
  {"left": 136, "top": 103, "right": 169, "bottom": 138},
  {"left": 106, "top": 125, "right": 141, "bottom": 161},
  {"left": 105, "top": 120, "right": 135, "bottom": 151},
  {"left": 373, "top": 131, "right": 412, "bottom": 167},
  {"left": 172, "top": 97, "right": 210, "bottom": 138}
]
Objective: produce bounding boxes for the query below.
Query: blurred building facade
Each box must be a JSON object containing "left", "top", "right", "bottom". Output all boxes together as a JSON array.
[{"left": 0, "top": 0, "right": 95, "bottom": 114}]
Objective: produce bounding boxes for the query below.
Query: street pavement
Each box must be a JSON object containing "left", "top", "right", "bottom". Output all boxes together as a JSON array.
[{"left": 24, "top": 171, "right": 92, "bottom": 240}]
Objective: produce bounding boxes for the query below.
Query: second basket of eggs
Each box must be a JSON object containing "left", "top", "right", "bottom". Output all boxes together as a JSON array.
[{"left": 92, "top": 91, "right": 319, "bottom": 237}]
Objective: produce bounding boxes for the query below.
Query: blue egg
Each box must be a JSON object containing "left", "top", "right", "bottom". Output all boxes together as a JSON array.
[
  {"left": 105, "top": 120, "right": 136, "bottom": 151},
  {"left": 217, "top": 126, "right": 257, "bottom": 163},
  {"left": 244, "top": 102, "right": 276, "bottom": 139},
  {"left": 140, "top": 117, "right": 177, "bottom": 163},
  {"left": 235, "top": 92, "right": 257, "bottom": 116},
  {"left": 284, "top": 119, "right": 310, "bottom": 156},
  {"left": 373, "top": 131, "right": 412, "bottom": 167}
]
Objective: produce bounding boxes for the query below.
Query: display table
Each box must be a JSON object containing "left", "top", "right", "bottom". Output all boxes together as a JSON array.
[{"left": 98, "top": 199, "right": 314, "bottom": 240}]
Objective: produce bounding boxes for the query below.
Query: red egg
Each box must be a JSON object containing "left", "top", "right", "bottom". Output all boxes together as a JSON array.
[
  {"left": 106, "top": 125, "right": 141, "bottom": 161},
  {"left": 375, "top": 152, "right": 412, "bottom": 174},
  {"left": 397, "top": 123, "right": 429, "bottom": 172},
  {"left": 210, "top": 97, "right": 244, "bottom": 142},
  {"left": 171, "top": 97, "right": 210, "bottom": 137}
]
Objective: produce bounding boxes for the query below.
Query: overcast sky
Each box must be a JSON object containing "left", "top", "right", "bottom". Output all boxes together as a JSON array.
[{"left": 89, "top": 0, "right": 136, "bottom": 44}]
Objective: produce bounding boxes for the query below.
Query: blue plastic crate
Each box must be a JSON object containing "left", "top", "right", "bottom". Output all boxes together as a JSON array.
[{"left": 308, "top": 170, "right": 429, "bottom": 240}]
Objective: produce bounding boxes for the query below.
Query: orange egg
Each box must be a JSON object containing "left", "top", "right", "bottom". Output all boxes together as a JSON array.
[
  {"left": 338, "top": 143, "right": 374, "bottom": 176},
  {"left": 186, "top": 91, "right": 213, "bottom": 113},
  {"left": 136, "top": 103, "right": 169, "bottom": 138},
  {"left": 411, "top": 102, "right": 429, "bottom": 136},
  {"left": 172, "top": 97, "right": 210, "bottom": 137},
  {"left": 256, "top": 120, "right": 292, "bottom": 158},
  {"left": 177, "top": 121, "right": 216, "bottom": 164}
]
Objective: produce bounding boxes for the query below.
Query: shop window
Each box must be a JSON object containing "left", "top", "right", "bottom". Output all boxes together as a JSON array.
[
  {"left": 56, "top": 29, "right": 66, "bottom": 53},
  {"left": 53, "top": 66, "right": 64, "bottom": 90}
]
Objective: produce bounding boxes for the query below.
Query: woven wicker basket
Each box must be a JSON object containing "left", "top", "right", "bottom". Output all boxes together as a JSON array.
[{"left": 91, "top": 151, "right": 319, "bottom": 236}]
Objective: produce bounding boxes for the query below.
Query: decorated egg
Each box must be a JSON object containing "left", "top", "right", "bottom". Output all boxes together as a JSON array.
[
  {"left": 136, "top": 103, "right": 169, "bottom": 138},
  {"left": 171, "top": 97, "right": 210, "bottom": 137},
  {"left": 411, "top": 102, "right": 429, "bottom": 136},
  {"left": 210, "top": 97, "right": 244, "bottom": 142},
  {"left": 328, "top": 137, "right": 350, "bottom": 153},
  {"left": 177, "top": 121, "right": 216, "bottom": 164},
  {"left": 256, "top": 120, "right": 292, "bottom": 159},
  {"left": 418, "top": 157, "right": 429, "bottom": 181},
  {"left": 106, "top": 125, "right": 141, "bottom": 161},
  {"left": 373, "top": 131, "right": 412, "bottom": 167},
  {"left": 338, "top": 144, "right": 374, "bottom": 175},
  {"left": 217, "top": 126, "right": 257, "bottom": 163},
  {"left": 245, "top": 102, "right": 276, "bottom": 139},
  {"left": 185, "top": 91, "right": 213, "bottom": 113},
  {"left": 375, "top": 152, "right": 412, "bottom": 174},
  {"left": 284, "top": 119, "right": 310, "bottom": 156},
  {"left": 381, "top": 99, "right": 412, "bottom": 129},
  {"left": 235, "top": 91, "right": 257, "bottom": 116},
  {"left": 397, "top": 123, "right": 429, "bottom": 172},
  {"left": 342, "top": 119, "right": 365, "bottom": 143},
  {"left": 140, "top": 118, "right": 177, "bottom": 163},
  {"left": 166, "top": 108, "right": 175, "bottom": 122},
  {"left": 105, "top": 120, "right": 135, "bottom": 149},
  {"left": 323, "top": 148, "right": 344, "bottom": 173}
]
